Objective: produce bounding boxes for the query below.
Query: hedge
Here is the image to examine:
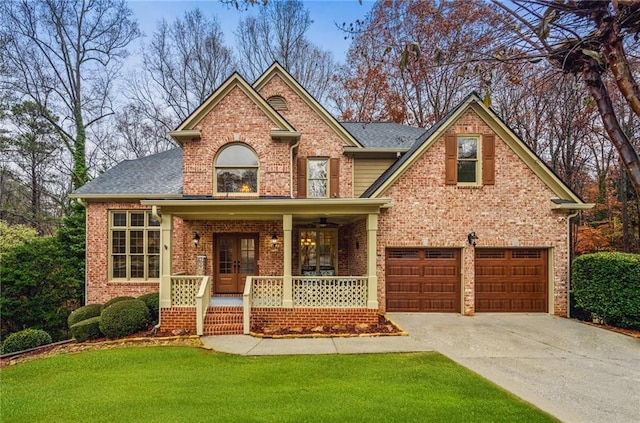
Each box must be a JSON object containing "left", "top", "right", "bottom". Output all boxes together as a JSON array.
[
  {"left": 70, "top": 316, "right": 103, "bottom": 342},
  {"left": 138, "top": 292, "right": 159, "bottom": 324},
  {"left": 573, "top": 252, "right": 640, "bottom": 329},
  {"left": 68, "top": 304, "right": 103, "bottom": 328},
  {"left": 102, "top": 296, "right": 135, "bottom": 310},
  {"left": 99, "top": 299, "right": 150, "bottom": 339},
  {"left": 1, "top": 328, "right": 52, "bottom": 354}
]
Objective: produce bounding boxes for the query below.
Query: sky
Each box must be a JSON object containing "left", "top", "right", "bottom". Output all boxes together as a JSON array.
[{"left": 126, "top": 0, "right": 376, "bottom": 64}]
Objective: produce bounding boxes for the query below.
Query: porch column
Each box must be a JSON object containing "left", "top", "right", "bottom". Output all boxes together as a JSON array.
[
  {"left": 282, "top": 214, "right": 294, "bottom": 308},
  {"left": 366, "top": 213, "right": 379, "bottom": 309},
  {"left": 159, "top": 213, "right": 173, "bottom": 310}
]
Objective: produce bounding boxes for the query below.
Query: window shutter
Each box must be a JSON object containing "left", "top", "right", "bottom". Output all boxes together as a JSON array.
[
  {"left": 297, "top": 157, "right": 307, "bottom": 198},
  {"left": 482, "top": 135, "right": 495, "bottom": 185},
  {"left": 329, "top": 158, "right": 340, "bottom": 198},
  {"left": 445, "top": 134, "right": 457, "bottom": 185}
]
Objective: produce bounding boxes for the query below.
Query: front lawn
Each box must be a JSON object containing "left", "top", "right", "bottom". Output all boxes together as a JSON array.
[{"left": 1, "top": 347, "right": 557, "bottom": 422}]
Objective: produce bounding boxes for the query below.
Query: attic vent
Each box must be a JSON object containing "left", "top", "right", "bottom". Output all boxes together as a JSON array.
[{"left": 267, "top": 95, "right": 287, "bottom": 110}]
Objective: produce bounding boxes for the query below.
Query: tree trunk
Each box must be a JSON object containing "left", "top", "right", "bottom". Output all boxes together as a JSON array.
[
  {"left": 582, "top": 65, "right": 640, "bottom": 198},
  {"left": 603, "top": 20, "right": 640, "bottom": 120}
]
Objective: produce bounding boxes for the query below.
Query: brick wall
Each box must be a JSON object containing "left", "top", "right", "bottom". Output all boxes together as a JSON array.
[
  {"left": 160, "top": 307, "right": 197, "bottom": 333},
  {"left": 251, "top": 307, "right": 378, "bottom": 328},
  {"left": 376, "top": 109, "right": 570, "bottom": 316}
]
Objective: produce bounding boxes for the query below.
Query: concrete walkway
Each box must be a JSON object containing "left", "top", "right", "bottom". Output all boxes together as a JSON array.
[{"left": 201, "top": 314, "right": 640, "bottom": 423}]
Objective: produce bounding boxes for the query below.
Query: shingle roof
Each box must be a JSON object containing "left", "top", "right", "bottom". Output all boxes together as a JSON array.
[
  {"left": 340, "top": 122, "right": 426, "bottom": 148},
  {"left": 73, "top": 148, "right": 182, "bottom": 196}
]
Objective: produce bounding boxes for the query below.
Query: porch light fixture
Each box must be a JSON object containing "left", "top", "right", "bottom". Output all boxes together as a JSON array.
[
  {"left": 467, "top": 232, "right": 479, "bottom": 247},
  {"left": 271, "top": 233, "right": 278, "bottom": 247},
  {"left": 193, "top": 232, "right": 200, "bottom": 248}
]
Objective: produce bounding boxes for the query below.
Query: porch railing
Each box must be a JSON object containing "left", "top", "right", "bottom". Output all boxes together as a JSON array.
[
  {"left": 195, "top": 276, "right": 211, "bottom": 336},
  {"left": 169, "top": 275, "right": 209, "bottom": 336},
  {"left": 242, "top": 276, "right": 368, "bottom": 334}
]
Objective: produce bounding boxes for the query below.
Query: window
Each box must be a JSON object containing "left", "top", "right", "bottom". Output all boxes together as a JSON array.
[
  {"left": 457, "top": 136, "right": 480, "bottom": 184},
  {"left": 110, "top": 211, "right": 160, "bottom": 280},
  {"left": 215, "top": 144, "right": 258, "bottom": 194},
  {"left": 307, "top": 158, "right": 328, "bottom": 198},
  {"left": 299, "top": 230, "right": 337, "bottom": 275}
]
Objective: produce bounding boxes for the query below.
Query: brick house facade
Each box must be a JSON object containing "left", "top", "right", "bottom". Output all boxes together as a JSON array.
[{"left": 71, "top": 63, "right": 591, "bottom": 335}]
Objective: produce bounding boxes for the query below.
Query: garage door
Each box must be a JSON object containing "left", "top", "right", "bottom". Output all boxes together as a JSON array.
[
  {"left": 475, "top": 249, "right": 548, "bottom": 312},
  {"left": 386, "top": 249, "right": 461, "bottom": 312}
]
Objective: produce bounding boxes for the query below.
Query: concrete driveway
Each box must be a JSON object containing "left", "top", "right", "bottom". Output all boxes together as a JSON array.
[{"left": 388, "top": 313, "right": 640, "bottom": 423}]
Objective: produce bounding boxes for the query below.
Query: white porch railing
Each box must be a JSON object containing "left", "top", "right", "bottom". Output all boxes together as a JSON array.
[
  {"left": 242, "top": 276, "right": 369, "bottom": 334},
  {"left": 169, "top": 275, "right": 209, "bottom": 336},
  {"left": 195, "top": 276, "right": 211, "bottom": 336},
  {"left": 292, "top": 277, "right": 368, "bottom": 308}
]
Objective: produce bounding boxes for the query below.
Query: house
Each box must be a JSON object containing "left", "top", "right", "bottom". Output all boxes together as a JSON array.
[{"left": 70, "top": 63, "right": 592, "bottom": 335}]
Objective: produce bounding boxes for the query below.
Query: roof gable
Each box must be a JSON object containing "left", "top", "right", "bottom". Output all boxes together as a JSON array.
[
  {"left": 169, "top": 72, "right": 298, "bottom": 145},
  {"left": 362, "top": 93, "right": 589, "bottom": 208},
  {"left": 253, "top": 62, "right": 363, "bottom": 148}
]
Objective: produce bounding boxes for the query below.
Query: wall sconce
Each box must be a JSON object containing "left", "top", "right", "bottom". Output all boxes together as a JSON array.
[
  {"left": 271, "top": 233, "right": 278, "bottom": 247},
  {"left": 467, "top": 232, "right": 479, "bottom": 247},
  {"left": 193, "top": 232, "right": 200, "bottom": 248}
]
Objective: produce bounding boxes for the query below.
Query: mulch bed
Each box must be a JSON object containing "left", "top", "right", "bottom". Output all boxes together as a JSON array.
[{"left": 250, "top": 314, "right": 407, "bottom": 338}]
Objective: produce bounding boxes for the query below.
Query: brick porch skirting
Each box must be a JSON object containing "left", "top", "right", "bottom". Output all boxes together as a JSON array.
[
  {"left": 161, "top": 307, "right": 197, "bottom": 332},
  {"left": 250, "top": 307, "right": 379, "bottom": 329}
]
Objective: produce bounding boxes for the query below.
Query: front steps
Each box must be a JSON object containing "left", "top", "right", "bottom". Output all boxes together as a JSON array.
[{"left": 203, "top": 306, "right": 243, "bottom": 335}]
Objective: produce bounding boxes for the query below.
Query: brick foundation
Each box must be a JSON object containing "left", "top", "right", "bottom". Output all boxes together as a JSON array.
[
  {"left": 160, "top": 307, "right": 197, "bottom": 333},
  {"left": 250, "top": 307, "right": 379, "bottom": 329}
]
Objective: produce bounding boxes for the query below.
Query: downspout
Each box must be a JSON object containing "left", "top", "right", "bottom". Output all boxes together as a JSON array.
[
  {"left": 290, "top": 137, "right": 301, "bottom": 198},
  {"left": 75, "top": 198, "right": 88, "bottom": 306},
  {"left": 566, "top": 210, "right": 580, "bottom": 318},
  {"left": 151, "top": 205, "right": 162, "bottom": 224}
]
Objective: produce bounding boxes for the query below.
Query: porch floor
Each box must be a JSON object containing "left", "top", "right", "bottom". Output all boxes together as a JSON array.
[{"left": 210, "top": 296, "right": 243, "bottom": 307}]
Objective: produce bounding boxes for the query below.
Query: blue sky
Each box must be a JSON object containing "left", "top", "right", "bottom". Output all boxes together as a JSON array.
[{"left": 126, "top": 0, "right": 376, "bottom": 63}]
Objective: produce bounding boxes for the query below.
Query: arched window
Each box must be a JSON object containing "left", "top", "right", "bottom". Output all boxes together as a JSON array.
[{"left": 215, "top": 144, "right": 258, "bottom": 194}]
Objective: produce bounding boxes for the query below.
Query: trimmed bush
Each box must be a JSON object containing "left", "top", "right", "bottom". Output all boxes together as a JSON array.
[
  {"left": 573, "top": 252, "right": 640, "bottom": 329},
  {"left": 68, "top": 304, "right": 103, "bottom": 328},
  {"left": 99, "top": 299, "right": 150, "bottom": 339},
  {"left": 102, "top": 296, "right": 135, "bottom": 310},
  {"left": 1, "top": 328, "right": 52, "bottom": 354},
  {"left": 70, "top": 316, "right": 103, "bottom": 342},
  {"left": 138, "top": 292, "right": 159, "bottom": 324}
]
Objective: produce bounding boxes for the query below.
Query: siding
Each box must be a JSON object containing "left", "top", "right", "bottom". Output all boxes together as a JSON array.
[{"left": 353, "top": 158, "right": 395, "bottom": 196}]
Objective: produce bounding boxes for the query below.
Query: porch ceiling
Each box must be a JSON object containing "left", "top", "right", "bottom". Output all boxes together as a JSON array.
[{"left": 140, "top": 198, "right": 392, "bottom": 221}]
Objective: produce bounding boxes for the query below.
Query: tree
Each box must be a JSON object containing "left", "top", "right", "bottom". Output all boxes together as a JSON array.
[
  {"left": 126, "top": 8, "right": 235, "bottom": 138},
  {"left": 490, "top": 0, "right": 640, "bottom": 198},
  {"left": 235, "top": 0, "right": 336, "bottom": 104},
  {"left": 0, "top": 0, "right": 140, "bottom": 190},
  {"left": 334, "top": 0, "right": 502, "bottom": 126},
  {"left": 0, "top": 220, "right": 38, "bottom": 258},
  {"left": 0, "top": 102, "right": 63, "bottom": 234}
]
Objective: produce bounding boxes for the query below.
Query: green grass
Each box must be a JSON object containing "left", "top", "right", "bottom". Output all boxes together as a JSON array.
[{"left": 1, "top": 347, "right": 558, "bottom": 422}]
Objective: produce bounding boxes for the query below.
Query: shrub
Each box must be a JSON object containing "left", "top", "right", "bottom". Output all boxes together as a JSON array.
[
  {"left": 68, "top": 304, "right": 103, "bottom": 328},
  {"left": 70, "top": 316, "right": 102, "bottom": 342},
  {"left": 103, "top": 296, "right": 135, "bottom": 310},
  {"left": 99, "top": 299, "right": 150, "bottom": 339},
  {"left": 138, "top": 292, "right": 159, "bottom": 324},
  {"left": 1, "top": 328, "right": 52, "bottom": 354},
  {"left": 573, "top": 252, "right": 640, "bottom": 329}
]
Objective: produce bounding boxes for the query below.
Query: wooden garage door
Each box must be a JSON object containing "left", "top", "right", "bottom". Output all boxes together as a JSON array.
[
  {"left": 386, "top": 249, "right": 461, "bottom": 312},
  {"left": 475, "top": 249, "right": 548, "bottom": 312}
]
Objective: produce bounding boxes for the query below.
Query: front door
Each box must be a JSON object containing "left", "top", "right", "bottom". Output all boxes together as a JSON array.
[{"left": 215, "top": 234, "right": 258, "bottom": 294}]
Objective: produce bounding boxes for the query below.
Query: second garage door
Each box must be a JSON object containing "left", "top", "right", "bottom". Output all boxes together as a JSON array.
[
  {"left": 386, "top": 249, "right": 461, "bottom": 312},
  {"left": 475, "top": 249, "right": 548, "bottom": 312}
]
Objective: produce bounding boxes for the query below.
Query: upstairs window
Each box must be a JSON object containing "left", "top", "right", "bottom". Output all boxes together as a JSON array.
[
  {"left": 215, "top": 144, "right": 258, "bottom": 194},
  {"left": 457, "top": 136, "right": 480, "bottom": 184},
  {"left": 308, "top": 158, "right": 329, "bottom": 198},
  {"left": 445, "top": 134, "right": 495, "bottom": 186}
]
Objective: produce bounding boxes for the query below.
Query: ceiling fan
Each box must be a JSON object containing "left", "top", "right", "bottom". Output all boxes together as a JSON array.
[{"left": 315, "top": 217, "right": 339, "bottom": 228}]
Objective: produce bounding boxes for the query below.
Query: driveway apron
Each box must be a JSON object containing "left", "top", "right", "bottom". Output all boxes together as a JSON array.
[{"left": 388, "top": 313, "right": 640, "bottom": 423}]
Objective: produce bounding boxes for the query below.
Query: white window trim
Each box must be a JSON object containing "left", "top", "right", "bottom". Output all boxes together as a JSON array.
[{"left": 457, "top": 135, "right": 482, "bottom": 186}]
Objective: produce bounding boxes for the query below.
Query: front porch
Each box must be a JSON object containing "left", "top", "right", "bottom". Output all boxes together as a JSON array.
[
  {"left": 162, "top": 275, "right": 376, "bottom": 335},
  {"left": 143, "top": 198, "right": 391, "bottom": 336}
]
